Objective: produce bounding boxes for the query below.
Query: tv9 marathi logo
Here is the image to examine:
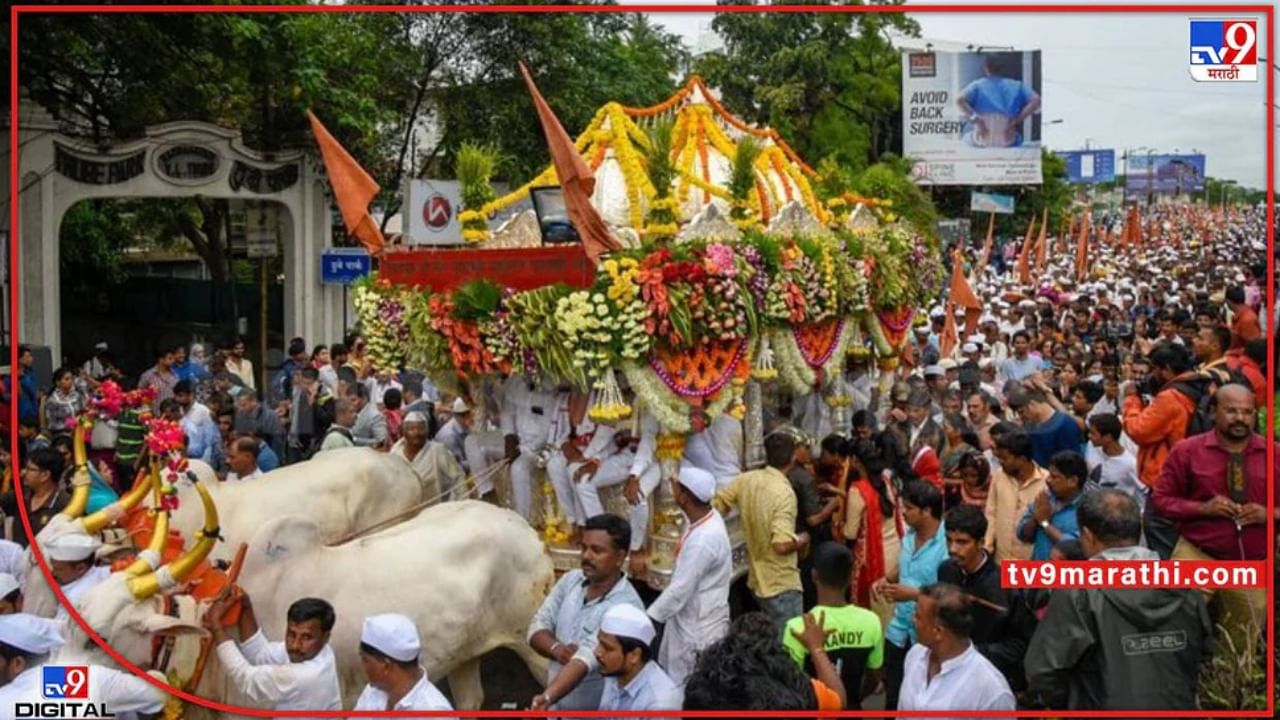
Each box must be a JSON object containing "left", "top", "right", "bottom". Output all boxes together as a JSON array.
[
  {"left": 42, "top": 666, "right": 89, "bottom": 699},
  {"left": 1189, "top": 19, "right": 1258, "bottom": 82}
]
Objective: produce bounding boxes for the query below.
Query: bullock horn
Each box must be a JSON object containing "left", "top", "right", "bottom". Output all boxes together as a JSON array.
[
  {"left": 60, "top": 422, "right": 92, "bottom": 519},
  {"left": 123, "top": 465, "right": 170, "bottom": 577},
  {"left": 81, "top": 463, "right": 155, "bottom": 535},
  {"left": 128, "top": 480, "right": 219, "bottom": 601}
]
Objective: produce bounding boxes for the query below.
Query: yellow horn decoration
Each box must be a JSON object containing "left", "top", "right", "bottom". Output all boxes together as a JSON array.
[
  {"left": 61, "top": 423, "right": 91, "bottom": 520},
  {"left": 128, "top": 481, "right": 219, "bottom": 601},
  {"left": 80, "top": 465, "right": 155, "bottom": 535},
  {"left": 122, "top": 510, "right": 170, "bottom": 578}
]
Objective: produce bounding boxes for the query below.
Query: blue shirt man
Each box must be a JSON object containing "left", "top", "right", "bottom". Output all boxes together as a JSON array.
[
  {"left": 1017, "top": 453, "right": 1086, "bottom": 560},
  {"left": 886, "top": 520, "right": 948, "bottom": 647},
  {"left": 595, "top": 605, "right": 682, "bottom": 717}
]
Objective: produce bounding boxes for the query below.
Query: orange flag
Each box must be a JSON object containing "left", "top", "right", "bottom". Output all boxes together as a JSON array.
[
  {"left": 519, "top": 63, "right": 621, "bottom": 265},
  {"left": 948, "top": 248, "right": 982, "bottom": 336},
  {"left": 939, "top": 303, "right": 960, "bottom": 359},
  {"left": 1075, "top": 211, "right": 1091, "bottom": 280},
  {"left": 974, "top": 212, "right": 995, "bottom": 282},
  {"left": 1034, "top": 208, "right": 1049, "bottom": 272},
  {"left": 1016, "top": 215, "right": 1037, "bottom": 286},
  {"left": 307, "top": 110, "right": 385, "bottom": 255}
]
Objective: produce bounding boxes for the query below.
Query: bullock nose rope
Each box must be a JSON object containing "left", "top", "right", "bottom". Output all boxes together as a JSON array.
[{"left": 328, "top": 458, "right": 512, "bottom": 546}]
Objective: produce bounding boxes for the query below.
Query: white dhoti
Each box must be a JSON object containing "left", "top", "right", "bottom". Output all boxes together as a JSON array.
[
  {"left": 547, "top": 450, "right": 586, "bottom": 526},
  {"left": 463, "top": 430, "right": 506, "bottom": 495},
  {"left": 576, "top": 453, "right": 661, "bottom": 551},
  {"left": 509, "top": 452, "right": 538, "bottom": 522}
]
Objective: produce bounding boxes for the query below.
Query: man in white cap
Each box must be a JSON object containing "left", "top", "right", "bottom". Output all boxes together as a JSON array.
[
  {"left": 204, "top": 591, "right": 342, "bottom": 715},
  {"left": 0, "top": 613, "right": 167, "bottom": 713},
  {"left": 43, "top": 533, "right": 110, "bottom": 621},
  {"left": 0, "top": 574, "right": 21, "bottom": 615},
  {"left": 353, "top": 613, "right": 453, "bottom": 714},
  {"left": 390, "top": 411, "right": 465, "bottom": 503},
  {"left": 646, "top": 467, "right": 731, "bottom": 687},
  {"left": 595, "top": 604, "right": 682, "bottom": 714},
  {"left": 434, "top": 398, "right": 473, "bottom": 473}
]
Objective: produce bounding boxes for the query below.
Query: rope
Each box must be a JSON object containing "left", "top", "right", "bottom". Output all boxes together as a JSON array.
[{"left": 328, "top": 458, "right": 512, "bottom": 546}]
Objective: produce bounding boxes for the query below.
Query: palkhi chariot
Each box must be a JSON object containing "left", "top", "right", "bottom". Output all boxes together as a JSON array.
[{"left": 355, "top": 75, "right": 941, "bottom": 587}]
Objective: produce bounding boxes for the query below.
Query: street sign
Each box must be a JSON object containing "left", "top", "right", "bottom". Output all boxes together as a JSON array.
[
  {"left": 321, "top": 248, "right": 372, "bottom": 285},
  {"left": 244, "top": 202, "right": 279, "bottom": 258},
  {"left": 970, "top": 191, "right": 1016, "bottom": 214}
]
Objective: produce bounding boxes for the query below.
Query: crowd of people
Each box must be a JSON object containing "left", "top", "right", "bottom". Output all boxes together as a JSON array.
[{"left": 0, "top": 203, "right": 1271, "bottom": 715}]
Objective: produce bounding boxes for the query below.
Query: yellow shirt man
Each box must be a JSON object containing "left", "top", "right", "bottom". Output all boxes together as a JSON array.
[
  {"left": 713, "top": 466, "right": 801, "bottom": 600},
  {"left": 983, "top": 464, "right": 1049, "bottom": 563}
]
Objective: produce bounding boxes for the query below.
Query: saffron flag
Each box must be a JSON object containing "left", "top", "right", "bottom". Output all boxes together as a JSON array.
[
  {"left": 306, "top": 110, "right": 385, "bottom": 255},
  {"left": 1016, "top": 215, "right": 1037, "bottom": 286},
  {"left": 939, "top": 303, "right": 960, "bottom": 359},
  {"left": 1075, "top": 211, "right": 1091, "bottom": 281},
  {"left": 948, "top": 248, "right": 982, "bottom": 336},
  {"left": 1034, "top": 208, "right": 1049, "bottom": 272},
  {"left": 519, "top": 63, "right": 621, "bottom": 265},
  {"left": 974, "top": 212, "right": 995, "bottom": 282}
]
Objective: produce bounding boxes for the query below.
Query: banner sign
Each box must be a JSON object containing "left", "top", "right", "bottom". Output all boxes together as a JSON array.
[
  {"left": 1125, "top": 154, "right": 1206, "bottom": 194},
  {"left": 379, "top": 245, "right": 595, "bottom": 293},
  {"left": 970, "top": 191, "right": 1016, "bottom": 214},
  {"left": 1059, "top": 149, "right": 1116, "bottom": 184},
  {"left": 903, "top": 50, "right": 1044, "bottom": 185}
]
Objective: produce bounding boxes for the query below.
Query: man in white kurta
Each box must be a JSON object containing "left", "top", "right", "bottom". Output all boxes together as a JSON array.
[
  {"left": 545, "top": 390, "right": 595, "bottom": 528},
  {"left": 645, "top": 467, "right": 732, "bottom": 686},
  {"left": 499, "top": 376, "right": 559, "bottom": 520},
  {"left": 43, "top": 533, "right": 111, "bottom": 622},
  {"left": 680, "top": 413, "right": 743, "bottom": 489},
  {"left": 0, "top": 614, "right": 167, "bottom": 715},
  {"left": 351, "top": 614, "right": 454, "bottom": 716},
  {"left": 390, "top": 412, "right": 465, "bottom": 503},
  {"left": 208, "top": 591, "right": 342, "bottom": 716}
]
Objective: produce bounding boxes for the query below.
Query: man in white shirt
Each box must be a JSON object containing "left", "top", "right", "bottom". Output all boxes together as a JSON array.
[
  {"left": 646, "top": 467, "right": 731, "bottom": 686},
  {"left": 499, "top": 376, "right": 558, "bottom": 521},
  {"left": 349, "top": 384, "right": 389, "bottom": 450},
  {"left": 43, "top": 533, "right": 111, "bottom": 622},
  {"left": 225, "top": 436, "right": 265, "bottom": 482},
  {"left": 351, "top": 613, "right": 453, "bottom": 714},
  {"left": 595, "top": 604, "right": 682, "bottom": 714},
  {"left": 1084, "top": 414, "right": 1142, "bottom": 501},
  {"left": 227, "top": 337, "right": 257, "bottom": 390},
  {"left": 206, "top": 591, "right": 342, "bottom": 716},
  {"left": 898, "top": 583, "right": 1015, "bottom": 715},
  {"left": 680, "top": 413, "right": 743, "bottom": 489},
  {"left": 0, "top": 574, "right": 22, "bottom": 614},
  {"left": 0, "top": 613, "right": 167, "bottom": 714}
]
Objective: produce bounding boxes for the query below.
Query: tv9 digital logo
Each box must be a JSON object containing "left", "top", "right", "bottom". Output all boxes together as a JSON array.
[
  {"left": 42, "top": 665, "right": 89, "bottom": 699},
  {"left": 1189, "top": 19, "right": 1258, "bottom": 82}
]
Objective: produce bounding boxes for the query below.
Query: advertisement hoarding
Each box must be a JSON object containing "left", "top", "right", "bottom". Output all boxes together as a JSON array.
[
  {"left": 903, "top": 50, "right": 1043, "bottom": 185},
  {"left": 1125, "top": 154, "right": 1207, "bottom": 194},
  {"left": 1059, "top": 149, "right": 1117, "bottom": 184},
  {"left": 406, "top": 179, "right": 464, "bottom": 245},
  {"left": 970, "top": 191, "right": 1016, "bottom": 214}
]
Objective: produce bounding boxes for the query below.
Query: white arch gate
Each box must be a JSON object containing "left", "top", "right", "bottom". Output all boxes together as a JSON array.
[{"left": 3, "top": 96, "right": 346, "bottom": 365}]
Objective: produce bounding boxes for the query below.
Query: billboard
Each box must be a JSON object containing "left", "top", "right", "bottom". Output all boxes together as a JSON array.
[
  {"left": 1125, "top": 154, "right": 1206, "bottom": 194},
  {"left": 903, "top": 50, "right": 1043, "bottom": 185},
  {"left": 1059, "top": 149, "right": 1116, "bottom": 184},
  {"left": 970, "top": 191, "right": 1016, "bottom": 214},
  {"left": 406, "top": 179, "right": 464, "bottom": 245}
]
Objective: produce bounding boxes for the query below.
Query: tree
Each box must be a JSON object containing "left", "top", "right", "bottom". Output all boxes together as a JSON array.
[{"left": 696, "top": 0, "right": 918, "bottom": 175}]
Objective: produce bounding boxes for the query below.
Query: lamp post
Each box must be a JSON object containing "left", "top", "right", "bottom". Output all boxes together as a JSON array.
[{"left": 1145, "top": 149, "right": 1155, "bottom": 207}]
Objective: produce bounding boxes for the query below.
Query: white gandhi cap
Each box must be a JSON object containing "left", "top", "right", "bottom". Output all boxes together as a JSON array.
[
  {"left": 0, "top": 613, "right": 64, "bottom": 654},
  {"left": 402, "top": 411, "right": 429, "bottom": 425},
  {"left": 676, "top": 467, "right": 716, "bottom": 503},
  {"left": 361, "top": 613, "right": 420, "bottom": 663},
  {"left": 600, "top": 604, "right": 655, "bottom": 646},
  {"left": 451, "top": 397, "right": 470, "bottom": 414},
  {"left": 45, "top": 533, "right": 102, "bottom": 562}
]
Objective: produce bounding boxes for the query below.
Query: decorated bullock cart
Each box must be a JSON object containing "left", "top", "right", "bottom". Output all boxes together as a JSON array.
[{"left": 353, "top": 77, "right": 940, "bottom": 588}]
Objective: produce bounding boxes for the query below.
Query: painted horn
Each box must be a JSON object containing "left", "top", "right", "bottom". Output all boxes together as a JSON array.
[
  {"left": 81, "top": 463, "right": 155, "bottom": 535},
  {"left": 128, "top": 480, "right": 219, "bottom": 601},
  {"left": 60, "top": 422, "right": 92, "bottom": 519},
  {"left": 123, "top": 465, "right": 170, "bottom": 577}
]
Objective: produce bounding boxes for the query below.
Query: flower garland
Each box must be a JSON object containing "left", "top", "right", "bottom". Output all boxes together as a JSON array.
[{"left": 648, "top": 339, "right": 748, "bottom": 399}]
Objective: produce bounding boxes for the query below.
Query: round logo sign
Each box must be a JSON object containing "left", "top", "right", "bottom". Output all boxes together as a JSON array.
[{"left": 423, "top": 194, "right": 452, "bottom": 232}]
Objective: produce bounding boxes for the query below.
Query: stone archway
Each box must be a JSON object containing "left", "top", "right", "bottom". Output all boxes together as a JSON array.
[{"left": 2, "top": 96, "right": 347, "bottom": 364}]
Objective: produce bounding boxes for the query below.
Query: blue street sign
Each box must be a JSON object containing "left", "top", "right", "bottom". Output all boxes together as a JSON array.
[{"left": 321, "top": 248, "right": 372, "bottom": 285}]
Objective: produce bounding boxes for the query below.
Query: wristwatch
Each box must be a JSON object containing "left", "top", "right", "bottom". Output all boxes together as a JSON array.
[{"left": 1039, "top": 519, "right": 1051, "bottom": 530}]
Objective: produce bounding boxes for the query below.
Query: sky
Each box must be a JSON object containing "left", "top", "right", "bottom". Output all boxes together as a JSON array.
[{"left": 619, "top": 0, "right": 1274, "bottom": 190}]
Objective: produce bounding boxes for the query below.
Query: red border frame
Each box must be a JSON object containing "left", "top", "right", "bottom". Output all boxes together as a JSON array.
[{"left": 7, "top": 3, "right": 1274, "bottom": 717}]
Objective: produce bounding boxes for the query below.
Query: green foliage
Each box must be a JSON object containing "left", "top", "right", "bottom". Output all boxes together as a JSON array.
[
  {"left": 728, "top": 137, "right": 762, "bottom": 218},
  {"left": 644, "top": 120, "right": 677, "bottom": 201},
  {"left": 451, "top": 280, "right": 503, "bottom": 322},
  {"left": 853, "top": 161, "right": 939, "bottom": 242},
  {"left": 697, "top": 3, "right": 918, "bottom": 174},
  {"left": 456, "top": 143, "right": 501, "bottom": 209},
  {"left": 1197, "top": 622, "right": 1269, "bottom": 710}
]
